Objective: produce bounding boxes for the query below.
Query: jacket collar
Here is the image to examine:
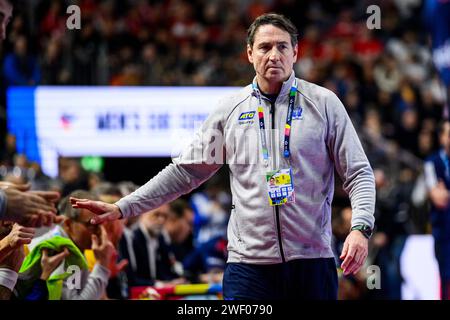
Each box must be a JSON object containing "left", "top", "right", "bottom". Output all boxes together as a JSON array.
[{"left": 252, "top": 71, "right": 296, "bottom": 102}]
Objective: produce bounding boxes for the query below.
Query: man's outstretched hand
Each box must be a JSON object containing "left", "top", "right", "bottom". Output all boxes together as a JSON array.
[{"left": 70, "top": 198, "right": 122, "bottom": 224}]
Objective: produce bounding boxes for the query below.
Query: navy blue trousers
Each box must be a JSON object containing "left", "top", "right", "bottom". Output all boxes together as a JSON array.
[{"left": 223, "top": 258, "right": 338, "bottom": 300}]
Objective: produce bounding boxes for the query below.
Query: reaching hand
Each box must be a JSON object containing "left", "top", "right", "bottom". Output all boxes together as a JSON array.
[
  {"left": 0, "top": 182, "right": 30, "bottom": 191},
  {"left": 70, "top": 197, "right": 122, "bottom": 224},
  {"left": 3, "top": 188, "right": 60, "bottom": 227},
  {"left": 340, "top": 230, "right": 368, "bottom": 276},
  {"left": 108, "top": 250, "right": 129, "bottom": 279},
  {"left": 91, "top": 226, "right": 115, "bottom": 268},
  {"left": 40, "top": 248, "right": 70, "bottom": 280},
  {"left": 430, "top": 181, "right": 449, "bottom": 210},
  {"left": 3, "top": 223, "right": 35, "bottom": 250}
]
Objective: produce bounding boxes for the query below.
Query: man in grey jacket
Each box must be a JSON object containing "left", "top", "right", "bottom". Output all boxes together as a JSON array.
[{"left": 72, "top": 13, "right": 375, "bottom": 300}]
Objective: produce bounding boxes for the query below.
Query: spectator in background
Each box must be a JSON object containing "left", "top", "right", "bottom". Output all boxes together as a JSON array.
[
  {"left": 3, "top": 34, "right": 40, "bottom": 86},
  {"left": 120, "top": 204, "right": 178, "bottom": 287},
  {"left": 0, "top": 228, "right": 25, "bottom": 300},
  {"left": 425, "top": 120, "right": 450, "bottom": 300},
  {"left": 58, "top": 158, "right": 89, "bottom": 197},
  {"left": 370, "top": 167, "right": 410, "bottom": 300},
  {"left": 0, "top": 0, "right": 13, "bottom": 42},
  {"left": 39, "top": 0, "right": 65, "bottom": 36},
  {"left": 0, "top": 181, "right": 60, "bottom": 228},
  {"left": 40, "top": 37, "right": 70, "bottom": 85},
  {"left": 71, "top": 18, "right": 100, "bottom": 85},
  {"left": 0, "top": 220, "right": 69, "bottom": 300},
  {"left": 331, "top": 207, "right": 366, "bottom": 300},
  {"left": 91, "top": 182, "right": 129, "bottom": 299},
  {"left": 183, "top": 233, "right": 228, "bottom": 285},
  {"left": 0, "top": 222, "right": 34, "bottom": 262},
  {"left": 165, "top": 199, "right": 194, "bottom": 264},
  {"left": 17, "top": 190, "right": 113, "bottom": 300},
  {"left": 0, "top": 221, "right": 31, "bottom": 300},
  {"left": 190, "top": 175, "right": 230, "bottom": 248},
  {"left": 373, "top": 53, "right": 402, "bottom": 94}
]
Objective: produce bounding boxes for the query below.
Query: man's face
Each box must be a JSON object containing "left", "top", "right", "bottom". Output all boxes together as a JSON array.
[
  {"left": 164, "top": 209, "right": 192, "bottom": 244},
  {"left": 140, "top": 205, "right": 169, "bottom": 236},
  {"left": 0, "top": 0, "right": 13, "bottom": 41},
  {"left": 247, "top": 24, "right": 298, "bottom": 89},
  {"left": 65, "top": 208, "right": 100, "bottom": 251},
  {"left": 440, "top": 122, "right": 450, "bottom": 155}
]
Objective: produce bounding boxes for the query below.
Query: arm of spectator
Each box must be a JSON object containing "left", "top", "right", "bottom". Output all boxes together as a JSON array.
[
  {"left": 40, "top": 248, "right": 70, "bottom": 281},
  {"left": 19, "top": 248, "right": 69, "bottom": 301},
  {"left": 424, "top": 161, "right": 449, "bottom": 209},
  {"left": 0, "top": 182, "right": 30, "bottom": 191},
  {"left": 62, "top": 264, "right": 110, "bottom": 300},
  {"left": 0, "top": 223, "right": 35, "bottom": 262},
  {"left": 108, "top": 251, "right": 128, "bottom": 279},
  {"left": 0, "top": 245, "right": 25, "bottom": 300},
  {"left": 429, "top": 181, "right": 450, "bottom": 209},
  {"left": 63, "top": 226, "right": 112, "bottom": 300},
  {"left": 0, "top": 187, "right": 60, "bottom": 227}
]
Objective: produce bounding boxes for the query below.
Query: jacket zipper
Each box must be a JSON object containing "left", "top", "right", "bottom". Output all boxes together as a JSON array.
[{"left": 269, "top": 100, "right": 286, "bottom": 263}]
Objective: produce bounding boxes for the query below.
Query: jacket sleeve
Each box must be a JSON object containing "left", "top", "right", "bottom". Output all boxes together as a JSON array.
[
  {"left": 115, "top": 100, "right": 227, "bottom": 218},
  {"left": 325, "top": 91, "right": 376, "bottom": 229}
]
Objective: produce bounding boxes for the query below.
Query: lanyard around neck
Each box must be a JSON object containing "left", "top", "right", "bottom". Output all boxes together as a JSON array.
[{"left": 253, "top": 79, "right": 298, "bottom": 163}]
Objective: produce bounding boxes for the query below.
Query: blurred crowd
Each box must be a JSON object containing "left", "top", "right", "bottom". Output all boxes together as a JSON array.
[{"left": 0, "top": 0, "right": 448, "bottom": 300}]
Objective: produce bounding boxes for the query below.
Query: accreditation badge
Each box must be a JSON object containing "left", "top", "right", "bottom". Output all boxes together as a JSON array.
[{"left": 266, "top": 168, "right": 295, "bottom": 206}]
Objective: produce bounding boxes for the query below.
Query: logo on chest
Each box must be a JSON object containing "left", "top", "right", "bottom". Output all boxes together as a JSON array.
[
  {"left": 238, "top": 111, "right": 256, "bottom": 125},
  {"left": 292, "top": 106, "right": 303, "bottom": 120}
]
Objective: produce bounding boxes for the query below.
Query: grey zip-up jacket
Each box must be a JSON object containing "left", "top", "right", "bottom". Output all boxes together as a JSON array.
[{"left": 116, "top": 72, "right": 375, "bottom": 264}]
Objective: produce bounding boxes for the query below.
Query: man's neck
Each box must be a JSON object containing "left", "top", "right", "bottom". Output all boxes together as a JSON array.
[{"left": 256, "top": 77, "right": 282, "bottom": 95}]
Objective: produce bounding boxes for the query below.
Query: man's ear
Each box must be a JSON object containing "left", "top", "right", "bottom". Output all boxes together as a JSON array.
[{"left": 247, "top": 44, "right": 254, "bottom": 64}]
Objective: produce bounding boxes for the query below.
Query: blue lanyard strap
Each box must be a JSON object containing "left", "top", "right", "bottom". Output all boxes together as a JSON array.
[{"left": 253, "top": 79, "right": 298, "bottom": 162}]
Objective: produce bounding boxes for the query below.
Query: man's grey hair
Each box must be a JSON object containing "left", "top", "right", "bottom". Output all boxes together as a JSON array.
[
  {"left": 57, "top": 190, "right": 97, "bottom": 220},
  {"left": 247, "top": 13, "right": 299, "bottom": 48}
]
